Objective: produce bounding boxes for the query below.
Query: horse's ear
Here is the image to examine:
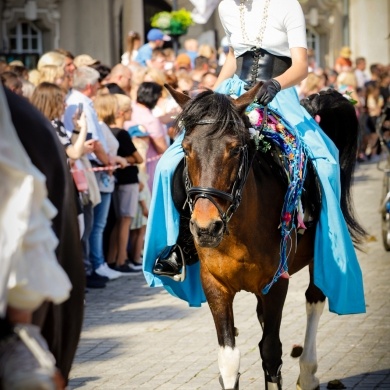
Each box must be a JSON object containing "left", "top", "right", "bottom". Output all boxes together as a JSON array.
[
  {"left": 164, "top": 83, "right": 191, "bottom": 108},
  {"left": 233, "top": 81, "right": 263, "bottom": 115}
]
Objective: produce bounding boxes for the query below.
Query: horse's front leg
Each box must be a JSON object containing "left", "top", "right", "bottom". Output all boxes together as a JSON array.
[
  {"left": 296, "top": 274, "right": 326, "bottom": 390},
  {"left": 260, "top": 277, "right": 289, "bottom": 390},
  {"left": 202, "top": 273, "right": 240, "bottom": 390}
]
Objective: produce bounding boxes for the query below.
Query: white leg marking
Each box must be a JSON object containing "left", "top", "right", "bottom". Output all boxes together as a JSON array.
[
  {"left": 218, "top": 346, "right": 240, "bottom": 389},
  {"left": 298, "top": 301, "right": 325, "bottom": 390}
]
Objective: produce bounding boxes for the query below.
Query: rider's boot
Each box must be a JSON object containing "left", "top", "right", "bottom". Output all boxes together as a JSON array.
[{"left": 153, "top": 215, "right": 198, "bottom": 281}]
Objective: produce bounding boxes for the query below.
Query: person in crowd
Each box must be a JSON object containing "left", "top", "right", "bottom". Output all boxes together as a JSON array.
[
  {"left": 128, "top": 125, "right": 151, "bottom": 269},
  {"left": 124, "top": 82, "right": 168, "bottom": 192},
  {"left": 174, "top": 53, "right": 192, "bottom": 72},
  {"left": 326, "top": 69, "right": 338, "bottom": 89},
  {"left": 163, "top": 48, "right": 176, "bottom": 74},
  {"left": 54, "top": 48, "right": 77, "bottom": 81},
  {"left": 106, "top": 94, "right": 143, "bottom": 273},
  {"left": 37, "top": 51, "right": 66, "bottom": 71},
  {"left": 7, "top": 64, "right": 29, "bottom": 80},
  {"left": 334, "top": 46, "right": 353, "bottom": 73},
  {"left": 182, "top": 38, "right": 199, "bottom": 68},
  {"left": 146, "top": 48, "right": 167, "bottom": 72},
  {"left": 364, "top": 82, "right": 384, "bottom": 160},
  {"left": 147, "top": 0, "right": 365, "bottom": 320},
  {"left": 21, "top": 79, "right": 35, "bottom": 100},
  {"left": 379, "top": 71, "right": 390, "bottom": 104},
  {"left": 0, "top": 71, "right": 23, "bottom": 96},
  {"left": 298, "top": 72, "right": 324, "bottom": 99},
  {"left": 63, "top": 66, "right": 122, "bottom": 283},
  {"left": 365, "top": 63, "right": 383, "bottom": 88},
  {"left": 0, "top": 60, "right": 8, "bottom": 74},
  {"left": 103, "top": 63, "right": 133, "bottom": 96},
  {"left": 197, "top": 43, "right": 218, "bottom": 71},
  {"left": 73, "top": 54, "right": 100, "bottom": 69},
  {"left": 135, "top": 28, "right": 171, "bottom": 67},
  {"left": 336, "top": 70, "right": 360, "bottom": 109},
  {"left": 176, "top": 70, "right": 194, "bottom": 94},
  {"left": 121, "top": 31, "right": 142, "bottom": 67},
  {"left": 30, "top": 82, "right": 91, "bottom": 160},
  {"left": 28, "top": 68, "right": 41, "bottom": 86},
  {"left": 191, "top": 56, "right": 211, "bottom": 88},
  {"left": 198, "top": 71, "right": 218, "bottom": 91},
  {"left": 30, "top": 81, "right": 106, "bottom": 289},
  {"left": 0, "top": 83, "right": 72, "bottom": 390},
  {"left": 354, "top": 57, "right": 369, "bottom": 90},
  {"left": 38, "top": 64, "right": 71, "bottom": 92},
  {"left": 143, "top": 67, "right": 180, "bottom": 129},
  {"left": 218, "top": 36, "right": 230, "bottom": 68},
  {"left": 4, "top": 82, "right": 84, "bottom": 385}
]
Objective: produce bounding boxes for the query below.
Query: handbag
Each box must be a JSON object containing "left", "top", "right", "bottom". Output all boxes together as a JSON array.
[{"left": 71, "top": 159, "right": 89, "bottom": 193}]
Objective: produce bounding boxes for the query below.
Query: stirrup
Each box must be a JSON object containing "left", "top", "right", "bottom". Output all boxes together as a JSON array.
[{"left": 153, "top": 244, "right": 186, "bottom": 282}]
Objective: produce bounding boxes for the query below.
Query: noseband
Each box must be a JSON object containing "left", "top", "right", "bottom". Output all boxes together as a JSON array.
[
  {"left": 183, "top": 108, "right": 268, "bottom": 233},
  {"left": 184, "top": 144, "right": 250, "bottom": 233}
]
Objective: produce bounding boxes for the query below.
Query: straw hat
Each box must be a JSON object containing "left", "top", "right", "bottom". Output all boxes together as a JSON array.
[
  {"left": 74, "top": 54, "right": 99, "bottom": 68},
  {"left": 340, "top": 46, "right": 352, "bottom": 58}
]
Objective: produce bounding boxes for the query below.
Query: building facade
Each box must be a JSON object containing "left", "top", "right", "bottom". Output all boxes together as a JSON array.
[{"left": 1, "top": 0, "right": 389, "bottom": 69}]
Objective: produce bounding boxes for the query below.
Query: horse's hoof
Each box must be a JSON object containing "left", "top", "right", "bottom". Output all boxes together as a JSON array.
[
  {"left": 219, "top": 373, "right": 240, "bottom": 390},
  {"left": 296, "top": 378, "right": 320, "bottom": 390}
]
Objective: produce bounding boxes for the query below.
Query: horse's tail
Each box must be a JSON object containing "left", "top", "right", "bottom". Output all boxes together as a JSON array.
[{"left": 300, "top": 89, "right": 367, "bottom": 248}]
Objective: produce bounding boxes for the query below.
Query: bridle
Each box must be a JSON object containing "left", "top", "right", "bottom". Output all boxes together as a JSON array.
[{"left": 183, "top": 107, "right": 268, "bottom": 233}]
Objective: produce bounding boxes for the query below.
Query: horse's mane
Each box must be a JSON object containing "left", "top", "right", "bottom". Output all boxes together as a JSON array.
[
  {"left": 301, "top": 89, "right": 367, "bottom": 247},
  {"left": 174, "top": 90, "right": 249, "bottom": 144}
]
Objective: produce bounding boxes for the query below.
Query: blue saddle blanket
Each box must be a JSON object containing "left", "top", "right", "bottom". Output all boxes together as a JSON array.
[{"left": 143, "top": 76, "right": 366, "bottom": 315}]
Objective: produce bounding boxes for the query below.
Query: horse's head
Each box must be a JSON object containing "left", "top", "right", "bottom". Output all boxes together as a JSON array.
[{"left": 165, "top": 83, "right": 262, "bottom": 248}]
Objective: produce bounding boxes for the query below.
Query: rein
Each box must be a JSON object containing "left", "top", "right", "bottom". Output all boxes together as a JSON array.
[{"left": 184, "top": 107, "right": 268, "bottom": 233}]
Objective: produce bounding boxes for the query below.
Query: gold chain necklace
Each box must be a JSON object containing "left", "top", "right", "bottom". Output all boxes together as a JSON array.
[{"left": 239, "top": 0, "right": 271, "bottom": 48}]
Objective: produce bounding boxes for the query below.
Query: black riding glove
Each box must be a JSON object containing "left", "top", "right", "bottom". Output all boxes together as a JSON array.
[{"left": 256, "top": 79, "right": 281, "bottom": 106}]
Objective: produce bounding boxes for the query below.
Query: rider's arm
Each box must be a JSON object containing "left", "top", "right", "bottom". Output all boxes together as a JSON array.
[
  {"left": 213, "top": 47, "right": 237, "bottom": 90},
  {"left": 273, "top": 47, "right": 308, "bottom": 90}
]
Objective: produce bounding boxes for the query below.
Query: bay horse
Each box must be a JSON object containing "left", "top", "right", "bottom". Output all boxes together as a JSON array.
[{"left": 165, "top": 83, "right": 365, "bottom": 390}]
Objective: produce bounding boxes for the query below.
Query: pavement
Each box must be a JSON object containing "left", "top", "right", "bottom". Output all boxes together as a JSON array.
[{"left": 68, "top": 156, "right": 390, "bottom": 390}]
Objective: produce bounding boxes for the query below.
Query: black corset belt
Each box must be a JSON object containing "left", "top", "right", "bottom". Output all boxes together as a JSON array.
[{"left": 236, "top": 48, "right": 292, "bottom": 90}]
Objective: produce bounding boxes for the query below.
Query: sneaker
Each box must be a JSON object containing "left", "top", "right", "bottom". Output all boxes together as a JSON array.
[
  {"left": 0, "top": 324, "right": 57, "bottom": 390},
  {"left": 95, "top": 263, "right": 122, "bottom": 280},
  {"left": 86, "top": 275, "right": 106, "bottom": 289},
  {"left": 128, "top": 260, "right": 142, "bottom": 271},
  {"left": 113, "top": 264, "right": 142, "bottom": 275},
  {"left": 90, "top": 271, "right": 109, "bottom": 283}
]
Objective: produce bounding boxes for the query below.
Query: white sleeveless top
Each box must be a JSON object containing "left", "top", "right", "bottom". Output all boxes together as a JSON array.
[{"left": 218, "top": 0, "right": 307, "bottom": 58}]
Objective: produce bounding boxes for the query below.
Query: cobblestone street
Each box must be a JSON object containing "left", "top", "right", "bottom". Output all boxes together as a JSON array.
[{"left": 69, "top": 158, "right": 390, "bottom": 390}]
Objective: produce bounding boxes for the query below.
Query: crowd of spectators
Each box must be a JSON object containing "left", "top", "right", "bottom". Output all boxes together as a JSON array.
[
  {"left": 298, "top": 47, "right": 390, "bottom": 162},
  {"left": 1, "top": 33, "right": 390, "bottom": 294},
  {"left": 0, "top": 29, "right": 223, "bottom": 293}
]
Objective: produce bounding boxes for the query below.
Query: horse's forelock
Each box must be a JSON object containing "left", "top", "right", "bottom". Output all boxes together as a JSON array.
[{"left": 176, "top": 91, "right": 248, "bottom": 142}]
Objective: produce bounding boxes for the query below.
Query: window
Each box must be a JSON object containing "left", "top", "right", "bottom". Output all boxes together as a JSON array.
[
  {"left": 9, "top": 22, "right": 42, "bottom": 54},
  {"left": 5, "top": 22, "right": 42, "bottom": 68}
]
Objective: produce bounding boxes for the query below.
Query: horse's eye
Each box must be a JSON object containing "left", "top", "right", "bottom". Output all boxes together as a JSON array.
[{"left": 230, "top": 147, "right": 241, "bottom": 157}]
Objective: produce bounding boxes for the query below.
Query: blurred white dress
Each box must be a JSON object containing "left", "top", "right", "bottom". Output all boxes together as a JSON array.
[{"left": 0, "top": 85, "right": 72, "bottom": 316}]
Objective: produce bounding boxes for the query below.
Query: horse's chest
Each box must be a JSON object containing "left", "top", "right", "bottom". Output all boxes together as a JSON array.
[{"left": 199, "top": 248, "right": 276, "bottom": 295}]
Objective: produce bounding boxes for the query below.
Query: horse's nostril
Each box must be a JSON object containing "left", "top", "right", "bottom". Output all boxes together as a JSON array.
[{"left": 211, "top": 220, "right": 224, "bottom": 236}]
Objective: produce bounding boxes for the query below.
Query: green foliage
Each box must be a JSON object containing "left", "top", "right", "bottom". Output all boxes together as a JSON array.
[{"left": 151, "top": 8, "right": 194, "bottom": 36}]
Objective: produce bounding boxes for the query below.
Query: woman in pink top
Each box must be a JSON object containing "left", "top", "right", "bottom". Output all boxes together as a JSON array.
[{"left": 124, "top": 82, "right": 168, "bottom": 192}]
